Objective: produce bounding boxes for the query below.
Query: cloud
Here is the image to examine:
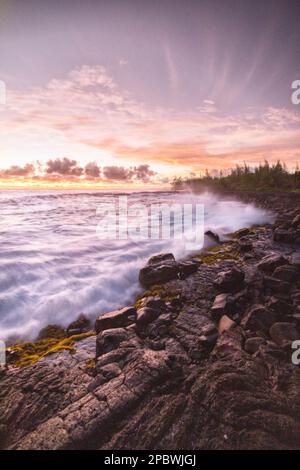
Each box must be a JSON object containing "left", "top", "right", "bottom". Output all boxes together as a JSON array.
[
  {"left": 85, "top": 162, "right": 101, "bottom": 178},
  {"left": 0, "top": 163, "right": 35, "bottom": 176},
  {"left": 0, "top": 156, "right": 158, "bottom": 185},
  {"left": 46, "top": 157, "right": 83, "bottom": 176},
  {"left": 103, "top": 166, "right": 133, "bottom": 181},
  {"left": 49, "top": 65, "right": 116, "bottom": 91},
  {"left": 103, "top": 164, "right": 156, "bottom": 182},
  {"left": 132, "top": 164, "right": 156, "bottom": 182},
  {"left": 1, "top": 64, "right": 300, "bottom": 186}
]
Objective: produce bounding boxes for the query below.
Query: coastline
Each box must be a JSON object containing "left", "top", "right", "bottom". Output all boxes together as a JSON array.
[{"left": 1, "top": 191, "right": 300, "bottom": 450}]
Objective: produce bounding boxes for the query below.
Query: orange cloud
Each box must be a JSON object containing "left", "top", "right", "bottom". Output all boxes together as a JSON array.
[{"left": 1, "top": 65, "right": 300, "bottom": 187}]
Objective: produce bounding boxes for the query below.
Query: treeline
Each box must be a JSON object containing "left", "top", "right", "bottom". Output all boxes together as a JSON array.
[{"left": 172, "top": 161, "right": 300, "bottom": 192}]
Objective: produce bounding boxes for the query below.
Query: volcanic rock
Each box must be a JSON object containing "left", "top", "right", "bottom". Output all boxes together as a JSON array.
[
  {"left": 213, "top": 266, "right": 245, "bottom": 293},
  {"left": 269, "top": 322, "right": 299, "bottom": 347},
  {"left": 95, "top": 307, "right": 136, "bottom": 334},
  {"left": 139, "top": 253, "right": 179, "bottom": 287},
  {"left": 257, "top": 253, "right": 287, "bottom": 274},
  {"left": 241, "top": 304, "right": 277, "bottom": 334}
]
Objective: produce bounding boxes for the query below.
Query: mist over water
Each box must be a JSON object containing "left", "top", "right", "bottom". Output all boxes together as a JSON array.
[{"left": 0, "top": 190, "right": 274, "bottom": 341}]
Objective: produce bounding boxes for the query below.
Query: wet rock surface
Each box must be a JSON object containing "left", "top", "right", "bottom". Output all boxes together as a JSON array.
[{"left": 1, "top": 191, "right": 300, "bottom": 450}]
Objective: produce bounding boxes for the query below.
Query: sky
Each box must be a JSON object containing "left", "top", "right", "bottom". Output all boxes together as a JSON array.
[{"left": 0, "top": 0, "right": 300, "bottom": 188}]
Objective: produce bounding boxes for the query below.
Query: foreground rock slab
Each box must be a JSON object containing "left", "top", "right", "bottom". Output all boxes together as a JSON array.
[{"left": 1, "top": 192, "right": 300, "bottom": 450}]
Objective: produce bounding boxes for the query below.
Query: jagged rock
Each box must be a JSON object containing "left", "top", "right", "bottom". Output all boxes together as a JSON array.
[
  {"left": 241, "top": 304, "right": 277, "bottom": 334},
  {"left": 2, "top": 192, "right": 300, "bottom": 451},
  {"left": 205, "top": 230, "right": 220, "bottom": 243},
  {"left": 198, "top": 331, "right": 218, "bottom": 349},
  {"left": 266, "top": 296, "right": 292, "bottom": 317},
  {"left": 264, "top": 276, "right": 291, "bottom": 293},
  {"left": 178, "top": 260, "right": 199, "bottom": 279},
  {"left": 273, "top": 264, "right": 299, "bottom": 282},
  {"left": 144, "top": 313, "right": 172, "bottom": 340},
  {"left": 95, "top": 307, "right": 136, "bottom": 334},
  {"left": 273, "top": 228, "right": 300, "bottom": 244},
  {"left": 96, "top": 327, "right": 135, "bottom": 357},
  {"left": 292, "top": 213, "right": 300, "bottom": 228},
  {"left": 238, "top": 237, "right": 252, "bottom": 252},
  {"left": 169, "top": 296, "right": 184, "bottom": 309},
  {"left": 88, "top": 362, "right": 122, "bottom": 391},
  {"left": 218, "top": 315, "right": 236, "bottom": 334},
  {"left": 230, "top": 288, "right": 249, "bottom": 315},
  {"left": 211, "top": 293, "right": 231, "bottom": 320},
  {"left": 244, "top": 337, "right": 265, "bottom": 354},
  {"left": 141, "top": 296, "right": 166, "bottom": 310},
  {"left": 269, "top": 322, "right": 299, "bottom": 347},
  {"left": 172, "top": 308, "right": 218, "bottom": 359},
  {"left": 67, "top": 314, "right": 91, "bottom": 335},
  {"left": 139, "top": 253, "right": 179, "bottom": 287},
  {"left": 213, "top": 266, "right": 245, "bottom": 293},
  {"left": 136, "top": 307, "right": 160, "bottom": 328},
  {"left": 290, "top": 253, "right": 300, "bottom": 268},
  {"left": 292, "top": 291, "right": 300, "bottom": 305},
  {"left": 148, "top": 253, "right": 175, "bottom": 264},
  {"left": 257, "top": 253, "right": 287, "bottom": 274}
]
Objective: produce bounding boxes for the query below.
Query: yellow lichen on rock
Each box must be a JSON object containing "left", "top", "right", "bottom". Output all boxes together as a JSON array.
[{"left": 7, "top": 331, "right": 95, "bottom": 368}]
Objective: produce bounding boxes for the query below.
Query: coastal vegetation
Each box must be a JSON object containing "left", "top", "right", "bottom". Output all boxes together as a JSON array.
[{"left": 172, "top": 161, "right": 300, "bottom": 192}]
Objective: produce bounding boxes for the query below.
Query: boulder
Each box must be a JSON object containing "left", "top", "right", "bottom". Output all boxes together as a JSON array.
[
  {"left": 244, "top": 337, "right": 265, "bottom": 354},
  {"left": 178, "top": 260, "right": 199, "bottom": 279},
  {"left": 148, "top": 253, "right": 176, "bottom": 265},
  {"left": 136, "top": 307, "right": 160, "bottom": 328},
  {"left": 67, "top": 314, "right": 91, "bottom": 335},
  {"left": 257, "top": 253, "right": 287, "bottom": 274},
  {"left": 205, "top": 230, "right": 220, "bottom": 244},
  {"left": 266, "top": 297, "right": 292, "bottom": 317},
  {"left": 141, "top": 296, "right": 166, "bottom": 310},
  {"left": 213, "top": 266, "right": 245, "bottom": 293},
  {"left": 144, "top": 313, "right": 172, "bottom": 340},
  {"left": 218, "top": 315, "right": 236, "bottom": 334},
  {"left": 238, "top": 237, "right": 252, "bottom": 252},
  {"left": 272, "top": 264, "right": 299, "bottom": 282},
  {"left": 96, "top": 327, "right": 133, "bottom": 357},
  {"left": 95, "top": 307, "right": 136, "bottom": 334},
  {"left": 264, "top": 276, "right": 291, "bottom": 294},
  {"left": 139, "top": 253, "right": 179, "bottom": 287},
  {"left": 269, "top": 322, "right": 299, "bottom": 347},
  {"left": 273, "top": 228, "right": 299, "bottom": 244},
  {"left": 198, "top": 332, "right": 218, "bottom": 349},
  {"left": 241, "top": 304, "right": 277, "bottom": 334},
  {"left": 198, "top": 324, "right": 219, "bottom": 353}
]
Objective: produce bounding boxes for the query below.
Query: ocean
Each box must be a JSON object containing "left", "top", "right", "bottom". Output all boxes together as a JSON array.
[{"left": 0, "top": 190, "right": 274, "bottom": 341}]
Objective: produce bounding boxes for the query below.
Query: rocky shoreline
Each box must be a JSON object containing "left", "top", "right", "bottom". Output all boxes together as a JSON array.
[{"left": 1, "top": 191, "right": 300, "bottom": 450}]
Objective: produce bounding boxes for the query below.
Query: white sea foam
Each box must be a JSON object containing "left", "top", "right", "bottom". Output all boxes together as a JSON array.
[{"left": 0, "top": 190, "right": 274, "bottom": 341}]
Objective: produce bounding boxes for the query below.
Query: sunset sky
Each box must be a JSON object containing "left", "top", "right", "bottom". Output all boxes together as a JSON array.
[{"left": 0, "top": 0, "right": 300, "bottom": 188}]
